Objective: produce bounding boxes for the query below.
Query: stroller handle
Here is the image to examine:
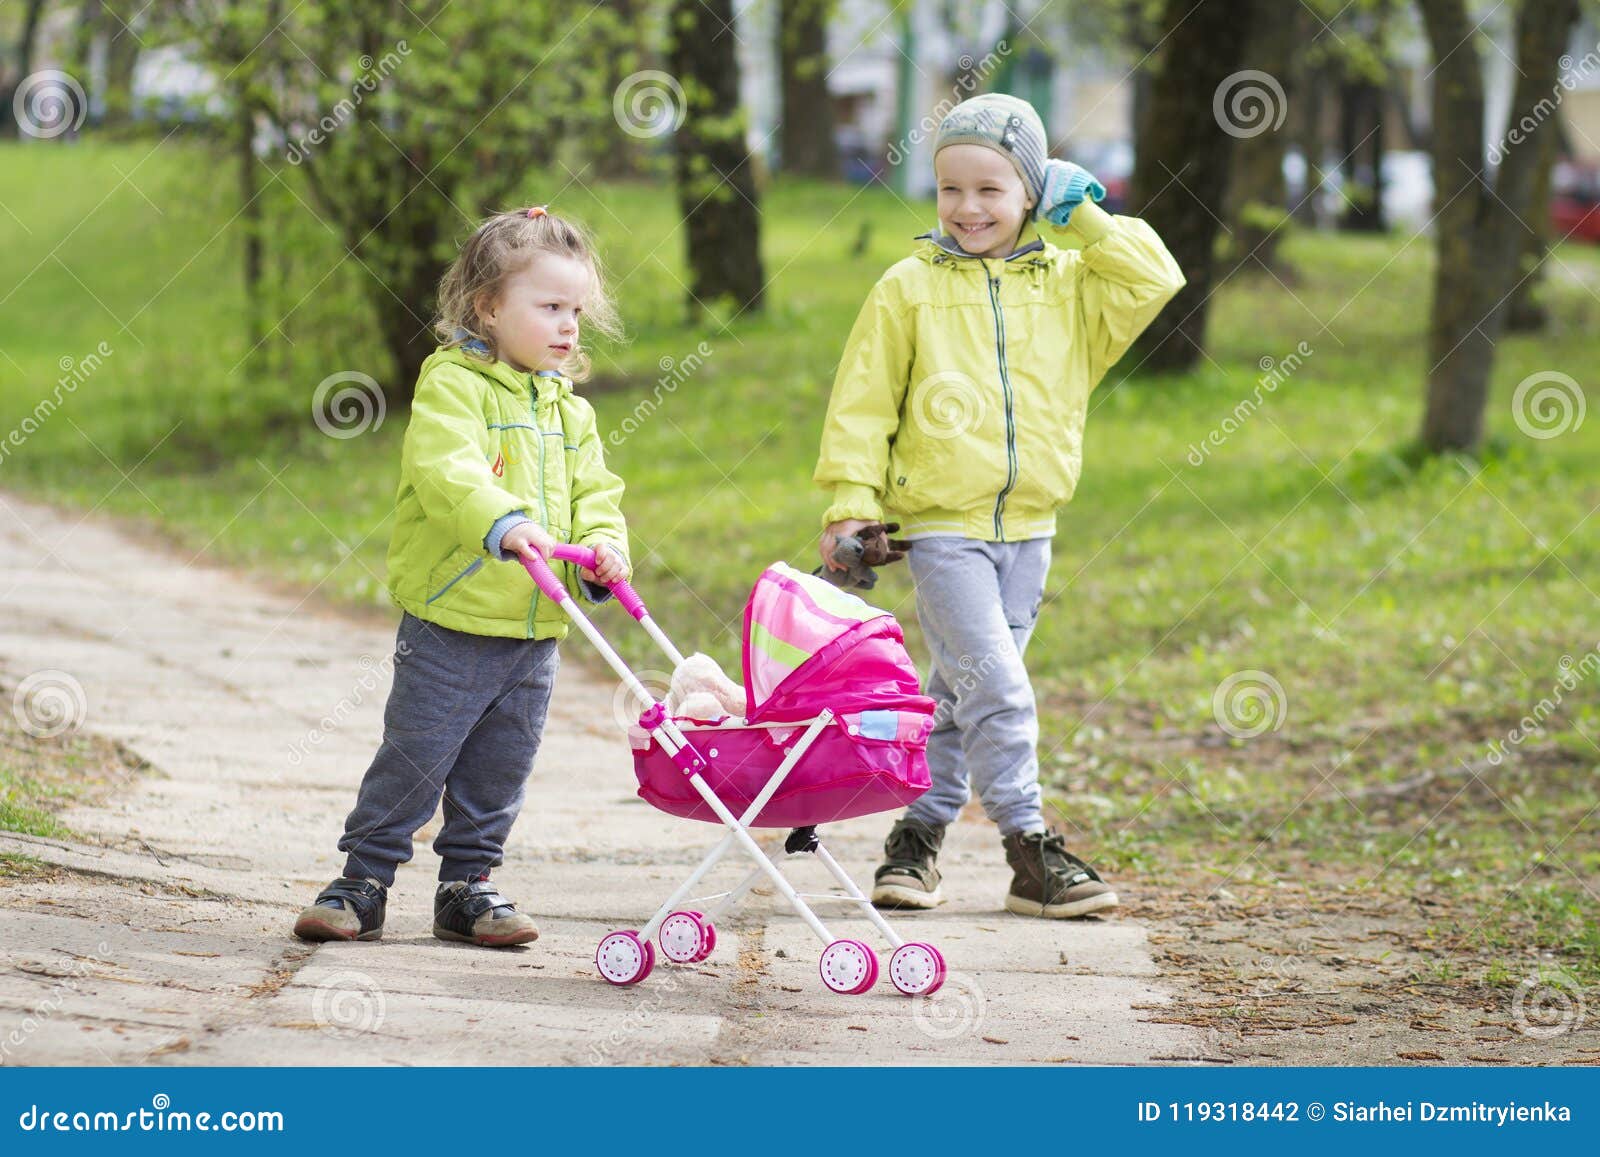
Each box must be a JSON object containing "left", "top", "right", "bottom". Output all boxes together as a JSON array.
[{"left": 520, "top": 545, "right": 649, "bottom": 621}]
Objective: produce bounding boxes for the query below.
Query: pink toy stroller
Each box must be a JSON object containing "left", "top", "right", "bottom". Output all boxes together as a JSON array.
[{"left": 522, "top": 549, "right": 948, "bottom": 997}]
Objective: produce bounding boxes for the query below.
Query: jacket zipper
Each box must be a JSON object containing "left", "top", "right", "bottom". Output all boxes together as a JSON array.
[
  {"left": 525, "top": 387, "right": 545, "bottom": 638},
  {"left": 985, "top": 267, "right": 1018, "bottom": 540}
]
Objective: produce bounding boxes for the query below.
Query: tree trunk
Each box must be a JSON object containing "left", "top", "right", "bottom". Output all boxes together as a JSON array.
[
  {"left": 592, "top": 0, "right": 650, "bottom": 180},
  {"left": 298, "top": 132, "right": 445, "bottom": 401},
  {"left": 1338, "top": 76, "right": 1386, "bottom": 231},
  {"left": 1129, "top": 0, "right": 1255, "bottom": 372},
  {"left": 1224, "top": 0, "right": 1294, "bottom": 276},
  {"left": 1418, "top": 0, "right": 1579, "bottom": 454},
  {"left": 1292, "top": 45, "right": 1330, "bottom": 226},
  {"left": 1505, "top": 117, "right": 1558, "bottom": 333},
  {"left": 371, "top": 174, "right": 448, "bottom": 399},
  {"left": 103, "top": 5, "right": 141, "bottom": 129},
  {"left": 779, "top": 0, "right": 839, "bottom": 179},
  {"left": 1, "top": 0, "right": 51, "bottom": 138},
  {"left": 236, "top": 100, "right": 265, "bottom": 356},
  {"left": 670, "top": 0, "right": 766, "bottom": 318}
]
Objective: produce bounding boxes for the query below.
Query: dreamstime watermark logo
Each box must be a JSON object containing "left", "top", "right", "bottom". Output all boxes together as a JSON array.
[
  {"left": 1511, "top": 371, "right": 1585, "bottom": 440},
  {"left": 614, "top": 669, "right": 674, "bottom": 733},
  {"left": 0, "top": 941, "right": 112, "bottom": 1061},
  {"left": 310, "top": 970, "right": 386, "bottom": 1037},
  {"left": 16, "top": 1094, "right": 283, "bottom": 1132},
  {"left": 0, "top": 341, "right": 114, "bottom": 469},
  {"left": 1485, "top": 643, "right": 1600, "bottom": 766},
  {"left": 13, "top": 70, "right": 87, "bottom": 139},
  {"left": 613, "top": 70, "right": 686, "bottom": 139},
  {"left": 11, "top": 670, "right": 87, "bottom": 739},
  {"left": 910, "top": 371, "right": 987, "bottom": 440},
  {"left": 931, "top": 646, "right": 1006, "bottom": 730},
  {"left": 286, "top": 644, "right": 411, "bottom": 766},
  {"left": 1489, "top": 41, "right": 1600, "bottom": 166},
  {"left": 608, "top": 341, "right": 714, "bottom": 447},
  {"left": 285, "top": 42, "right": 411, "bottom": 164},
  {"left": 312, "top": 371, "right": 385, "bottom": 438},
  {"left": 1212, "top": 669, "right": 1287, "bottom": 739},
  {"left": 1188, "top": 341, "right": 1313, "bottom": 466},
  {"left": 1213, "top": 70, "right": 1287, "bottom": 139},
  {"left": 884, "top": 43, "right": 1011, "bottom": 168},
  {"left": 912, "top": 970, "right": 986, "bottom": 1040},
  {"left": 1511, "top": 970, "right": 1586, "bottom": 1039}
]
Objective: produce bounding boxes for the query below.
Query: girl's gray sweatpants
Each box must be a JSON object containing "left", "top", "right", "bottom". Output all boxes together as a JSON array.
[
  {"left": 338, "top": 612, "right": 559, "bottom": 886},
  {"left": 902, "top": 535, "right": 1052, "bottom": 836}
]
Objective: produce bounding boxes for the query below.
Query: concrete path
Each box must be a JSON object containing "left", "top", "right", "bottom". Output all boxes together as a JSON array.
[{"left": 0, "top": 490, "right": 1201, "bottom": 1065}]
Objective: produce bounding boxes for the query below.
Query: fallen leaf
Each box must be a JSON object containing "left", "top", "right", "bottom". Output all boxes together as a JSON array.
[{"left": 982, "top": 1036, "right": 1009, "bottom": 1045}]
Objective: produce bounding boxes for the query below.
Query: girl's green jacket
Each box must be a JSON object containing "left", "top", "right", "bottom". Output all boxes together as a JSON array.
[{"left": 386, "top": 346, "right": 628, "bottom": 640}]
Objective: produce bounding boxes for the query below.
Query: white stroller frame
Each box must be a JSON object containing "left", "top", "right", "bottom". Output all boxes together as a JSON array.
[{"left": 523, "top": 547, "right": 947, "bottom": 997}]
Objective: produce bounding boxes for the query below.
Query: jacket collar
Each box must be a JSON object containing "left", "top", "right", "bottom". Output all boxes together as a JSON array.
[
  {"left": 432, "top": 340, "right": 573, "bottom": 400},
  {"left": 914, "top": 217, "right": 1048, "bottom": 266}
]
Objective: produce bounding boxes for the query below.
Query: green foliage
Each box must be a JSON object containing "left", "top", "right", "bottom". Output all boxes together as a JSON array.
[{"left": 158, "top": 1, "right": 642, "bottom": 388}]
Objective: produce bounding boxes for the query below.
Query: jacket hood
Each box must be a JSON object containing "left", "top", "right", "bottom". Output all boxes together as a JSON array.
[
  {"left": 426, "top": 342, "right": 574, "bottom": 402},
  {"left": 913, "top": 216, "right": 1049, "bottom": 268}
]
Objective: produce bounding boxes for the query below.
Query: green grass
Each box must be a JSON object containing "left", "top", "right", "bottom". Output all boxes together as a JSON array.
[
  {"left": 0, "top": 784, "right": 71, "bottom": 839},
  {"left": 4, "top": 137, "right": 1598, "bottom": 990}
]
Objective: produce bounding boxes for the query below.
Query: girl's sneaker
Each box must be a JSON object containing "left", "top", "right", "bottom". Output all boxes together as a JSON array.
[
  {"left": 293, "top": 877, "right": 388, "bottom": 941},
  {"left": 1001, "top": 830, "right": 1119, "bottom": 918},
  {"left": 433, "top": 878, "right": 539, "bottom": 947},
  {"left": 871, "top": 817, "right": 947, "bottom": 909}
]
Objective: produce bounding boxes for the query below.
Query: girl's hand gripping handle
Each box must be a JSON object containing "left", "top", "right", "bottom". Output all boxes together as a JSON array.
[{"left": 522, "top": 544, "right": 650, "bottom": 621}]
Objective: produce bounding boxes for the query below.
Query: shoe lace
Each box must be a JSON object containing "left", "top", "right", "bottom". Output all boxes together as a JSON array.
[
  {"left": 1035, "top": 831, "right": 1100, "bottom": 884},
  {"left": 887, "top": 822, "right": 938, "bottom": 865}
]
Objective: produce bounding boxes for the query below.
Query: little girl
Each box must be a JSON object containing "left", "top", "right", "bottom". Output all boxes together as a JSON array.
[
  {"left": 294, "top": 205, "right": 631, "bottom": 947},
  {"left": 815, "top": 94, "right": 1184, "bottom": 918}
]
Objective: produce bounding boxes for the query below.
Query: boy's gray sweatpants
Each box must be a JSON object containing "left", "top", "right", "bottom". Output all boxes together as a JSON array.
[
  {"left": 903, "top": 535, "right": 1051, "bottom": 836},
  {"left": 338, "top": 612, "right": 559, "bottom": 886}
]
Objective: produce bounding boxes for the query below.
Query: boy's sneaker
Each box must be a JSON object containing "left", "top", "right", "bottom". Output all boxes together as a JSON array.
[
  {"left": 433, "top": 877, "right": 539, "bottom": 947},
  {"left": 871, "top": 817, "right": 946, "bottom": 909},
  {"left": 1001, "top": 830, "right": 1119, "bottom": 918},
  {"left": 293, "top": 877, "right": 388, "bottom": 942}
]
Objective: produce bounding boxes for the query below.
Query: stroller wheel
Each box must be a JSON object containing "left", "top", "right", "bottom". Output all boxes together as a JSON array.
[
  {"left": 819, "top": 939, "right": 879, "bottom": 995},
  {"left": 692, "top": 913, "right": 717, "bottom": 962},
  {"left": 596, "top": 930, "right": 655, "bottom": 986},
  {"left": 888, "top": 942, "right": 947, "bottom": 996},
  {"left": 659, "top": 911, "right": 716, "bottom": 964}
]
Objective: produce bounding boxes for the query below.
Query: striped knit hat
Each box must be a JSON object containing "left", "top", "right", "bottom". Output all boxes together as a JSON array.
[{"left": 932, "top": 93, "right": 1048, "bottom": 206}]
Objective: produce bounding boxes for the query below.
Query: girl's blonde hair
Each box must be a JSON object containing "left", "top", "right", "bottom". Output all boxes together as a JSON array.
[{"left": 433, "top": 207, "right": 623, "bottom": 382}]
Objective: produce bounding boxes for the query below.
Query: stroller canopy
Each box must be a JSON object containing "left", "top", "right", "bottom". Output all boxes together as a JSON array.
[{"left": 741, "top": 563, "right": 931, "bottom": 724}]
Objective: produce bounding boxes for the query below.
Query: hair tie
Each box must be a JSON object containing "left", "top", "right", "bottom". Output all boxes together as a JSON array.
[{"left": 527, "top": 205, "right": 548, "bottom": 219}]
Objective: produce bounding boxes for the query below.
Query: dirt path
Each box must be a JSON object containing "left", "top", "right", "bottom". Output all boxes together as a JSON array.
[{"left": 0, "top": 490, "right": 1201, "bottom": 1066}]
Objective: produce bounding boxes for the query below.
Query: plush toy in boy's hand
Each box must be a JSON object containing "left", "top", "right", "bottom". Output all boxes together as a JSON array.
[
  {"left": 815, "top": 522, "right": 910, "bottom": 590},
  {"left": 1036, "top": 159, "right": 1107, "bottom": 228}
]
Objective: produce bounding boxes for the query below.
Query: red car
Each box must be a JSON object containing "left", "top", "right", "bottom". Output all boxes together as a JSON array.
[{"left": 1551, "top": 161, "right": 1600, "bottom": 243}]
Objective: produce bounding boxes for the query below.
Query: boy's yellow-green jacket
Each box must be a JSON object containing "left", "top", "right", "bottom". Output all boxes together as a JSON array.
[
  {"left": 386, "top": 345, "right": 628, "bottom": 640},
  {"left": 814, "top": 203, "right": 1184, "bottom": 541}
]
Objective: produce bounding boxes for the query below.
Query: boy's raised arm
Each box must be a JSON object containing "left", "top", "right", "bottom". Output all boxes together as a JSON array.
[
  {"left": 813, "top": 273, "right": 916, "bottom": 526},
  {"left": 1053, "top": 199, "right": 1186, "bottom": 388}
]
